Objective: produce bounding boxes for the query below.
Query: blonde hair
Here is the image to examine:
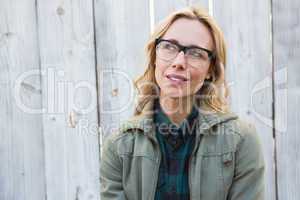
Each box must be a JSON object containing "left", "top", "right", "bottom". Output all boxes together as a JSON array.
[{"left": 134, "top": 6, "right": 230, "bottom": 115}]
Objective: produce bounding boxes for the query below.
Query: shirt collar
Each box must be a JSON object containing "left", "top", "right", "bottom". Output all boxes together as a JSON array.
[
  {"left": 153, "top": 99, "right": 199, "bottom": 142},
  {"left": 119, "top": 97, "right": 238, "bottom": 142}
]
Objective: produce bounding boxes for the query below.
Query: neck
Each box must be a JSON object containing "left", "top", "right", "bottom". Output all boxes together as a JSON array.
[{"left": 159, "top": 94, "right": 195, "bottom": 125}]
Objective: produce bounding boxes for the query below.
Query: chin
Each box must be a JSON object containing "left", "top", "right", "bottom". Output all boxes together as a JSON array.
[{"left": 161, "top": 88, "right": 190, "bottom": 98}]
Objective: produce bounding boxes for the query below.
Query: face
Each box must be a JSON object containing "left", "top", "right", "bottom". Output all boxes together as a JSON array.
[{"left": 155, "top": 18, "right": 214, "bottom": 99}]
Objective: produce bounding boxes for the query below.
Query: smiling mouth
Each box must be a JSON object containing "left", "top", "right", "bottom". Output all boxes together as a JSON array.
[{"left": 166, "top": 74, "right": 189, "bottom": 82}]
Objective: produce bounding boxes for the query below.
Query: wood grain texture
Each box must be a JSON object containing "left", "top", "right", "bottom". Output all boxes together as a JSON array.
[
  {"left": 36, "top": 0, "right": 100, "bottom": 199},
  {"left": 94, "top": 0, "right": 150, "bottom": 138},
  {"left": 0, "top": 0, "right": 46, "bottom": 199},
  {"left": 153, "top": 0, "right": 209, "bottom": 24},
  {"left": 212, "top": 1, "right": 276, "bottom": 199},
  {"left": 273, "top": 0, "right": 300, "bottom": 199},
  {"left": 0, "top": 1, "right": 299, "bottom": 199}
]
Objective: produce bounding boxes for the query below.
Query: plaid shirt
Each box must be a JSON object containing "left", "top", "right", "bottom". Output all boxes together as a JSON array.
[{"left": 154, "top": 100, "right": 199, "bottom": 200}]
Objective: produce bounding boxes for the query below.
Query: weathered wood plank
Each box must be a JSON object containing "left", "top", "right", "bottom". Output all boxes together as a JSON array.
[
  {"left": 0, "top": 0, "right": 46, "bottom": 199},
  {"left": 153, "top": 0, "right": 209, "bottom": 24},
  {"left": 94, "top": 0, "right": 150, "bottom": 138},
  {"left": 36, "top": 0, "right": 100, "bottom": 199},
  {"left": 273, "top": 0, "right": 300, "bottom": 199},
  {"left": 189, "top": 0, "right": 209, "bottom": 10},
  {"left": 213, "top": 1, "right": 276, "bottom": 199}
]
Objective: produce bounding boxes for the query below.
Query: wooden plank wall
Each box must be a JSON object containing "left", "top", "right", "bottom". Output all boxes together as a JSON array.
[
  {"left": 0, "top": 0, "right": 299, "bottom": 199},
  {"left": 36, "top": 0, "right": 100, "bottom": 199},
  {"left": 0, "top": 0, "right": 46, "bottom": 199},
  {"left": 153, "top": 0, "right": 209, "bottom": 23},
  {"left": 213, "top": 1, "right": 276, "bottom": 200},
  {"left": 94, "top": 0, "right": 150, "bottom": 140},
  {"left": 273, "top": 0, "right": 300, "bottom": 200}
]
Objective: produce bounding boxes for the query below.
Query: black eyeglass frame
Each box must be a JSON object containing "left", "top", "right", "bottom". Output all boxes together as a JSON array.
[{"left": 155, "top": 38, "right": 215, "bottom": 60}]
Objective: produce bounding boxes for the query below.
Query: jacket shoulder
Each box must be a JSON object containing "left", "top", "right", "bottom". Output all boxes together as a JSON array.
[
  {"left": 206, "top": 116, "right": 262, "bottom": 154},
  {"left": 221, "top": 117, "right": 263, "bottom": 153},
  {"left": 103, "top": 116, "right": 145, "bottom": 143},
  {"left": 103, "top": 128, "right": 136, "bottom": 152},
  {"left": 219, "top": 115, "right": 260, "bottom": 137},
  {"left": 102, "top": 117, "right": 152, "bottom": 157}
]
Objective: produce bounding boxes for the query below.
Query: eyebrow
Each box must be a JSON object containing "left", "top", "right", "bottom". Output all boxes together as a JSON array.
[{"left": 166, "top": 38, "right": 210, "bottom": 50}]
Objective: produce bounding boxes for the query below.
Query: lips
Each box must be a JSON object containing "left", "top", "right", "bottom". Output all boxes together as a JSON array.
[{"left": 166, "top": 73, "right": 188, "bottom": 82}]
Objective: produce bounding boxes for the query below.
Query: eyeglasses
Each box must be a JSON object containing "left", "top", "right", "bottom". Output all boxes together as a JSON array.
[{"left": 155, "top": 38, "right": 215, "bottom": 68}]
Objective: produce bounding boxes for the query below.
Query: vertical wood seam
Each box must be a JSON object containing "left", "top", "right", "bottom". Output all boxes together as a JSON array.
[
  {"left": 34, "top": 0, "right": 48, "bottom": 199},
  {"left": 91, "top": 0, "right": 102, "bottom": 165},
  {"left": 270, "top": 0, "right": 279, "bottom": 199}
]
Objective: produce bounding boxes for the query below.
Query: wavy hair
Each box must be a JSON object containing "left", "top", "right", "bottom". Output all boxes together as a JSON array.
[{"left": 134, "top": 6, "right": 230, "bottom": 115}]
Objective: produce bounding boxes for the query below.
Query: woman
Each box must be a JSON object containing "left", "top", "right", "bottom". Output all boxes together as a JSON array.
[{"left": 100, "top": 6, "right": 265, "bottom": 200}]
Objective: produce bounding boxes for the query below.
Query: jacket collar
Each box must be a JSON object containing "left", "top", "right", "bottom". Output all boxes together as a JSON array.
[{"left": 119, "top": 98, "right": 238, "bottom": 139}]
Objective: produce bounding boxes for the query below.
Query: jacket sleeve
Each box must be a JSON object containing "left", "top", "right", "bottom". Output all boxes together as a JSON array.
[
  {"left": 100, "top": 135, "right": 127, "bottom": 200},
  {"left": 227, "top": 122, "right": 265, "bottom": 200}
]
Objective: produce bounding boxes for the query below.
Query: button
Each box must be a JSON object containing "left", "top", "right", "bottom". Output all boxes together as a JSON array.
[
  {"left": 171, "top": 186, "right": 176, "bottom": 192},
  {"left": 222, "top": 153, "right": 233, "bottom": 166}
]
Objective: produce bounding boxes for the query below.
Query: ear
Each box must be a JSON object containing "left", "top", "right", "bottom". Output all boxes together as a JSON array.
[{"left": 205, "top": 74, "right": 211, "bottom": 80}]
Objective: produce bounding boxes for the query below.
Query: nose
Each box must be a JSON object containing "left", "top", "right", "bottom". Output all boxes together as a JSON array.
[{"left": 171, "top": 51, "right": 187, "bottom": 69}]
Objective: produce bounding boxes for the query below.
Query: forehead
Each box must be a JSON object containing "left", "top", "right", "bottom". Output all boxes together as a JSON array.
[{"left": 162, "top": 18, "right": 213, "bottom": 49}]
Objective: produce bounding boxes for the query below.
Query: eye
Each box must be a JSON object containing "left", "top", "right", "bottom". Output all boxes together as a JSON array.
[
  {"left": 188, "top": 49, "right": 208, "bottom": 59},
  {"left": 160, "top": 41, "right": 178, "bottom": 51}
]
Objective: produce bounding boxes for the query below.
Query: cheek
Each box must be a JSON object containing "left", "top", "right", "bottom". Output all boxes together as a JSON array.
[
  {"left": 190, "top": 69, "right": 209, "bottom": 90},
  {"left": 154, "top": 67, "right": 161, "bottom": 85},
  {"left": 154, "top": 60, "right": 167, "bottom": 85}
]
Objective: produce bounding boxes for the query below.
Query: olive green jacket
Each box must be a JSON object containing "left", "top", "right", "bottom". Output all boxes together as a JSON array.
[{"left": 100, "top": 100, "right": 265, "bottom": 200}]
